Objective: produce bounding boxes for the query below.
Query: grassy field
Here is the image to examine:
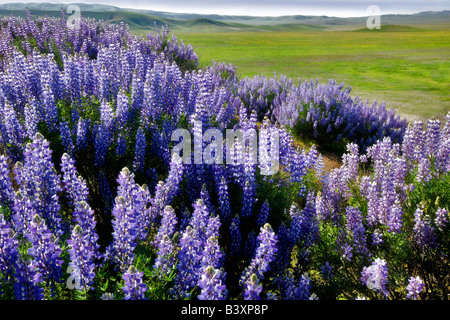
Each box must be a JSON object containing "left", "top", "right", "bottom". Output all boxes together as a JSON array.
[{"left": 172, "top": 25, "right": 450, "bottom": 123}]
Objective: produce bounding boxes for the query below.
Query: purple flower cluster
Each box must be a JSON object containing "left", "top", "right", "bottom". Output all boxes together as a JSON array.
[
  {"left": 406, "top": 276, "right": 425, "bottom": 300},
  {"left": 26, "top": 214, "right": 63, "bottom": 288},
  {"left": 402, "top": 118, "right": 450, "bottom": 179},
  {"left": 239, "top": 75, "right": 407, "bottom": 151},
  {"left": 413, "top": 205, "right": 436, "bottom": 253},
  {"left": 197, "top": 266, "right": 227, "bottom": 300},
  {"left": 110, "top": 167, "right": 150, "bottom": 271},
  {"left": 240, "top": 223, "right": 278, "bottom": 292},
  {"left": 0, "top": 155, "right": 14, "bottom": 207},
  {"left": 14, "top": 133, "right": 65, "bottom": 236},
  {"left": 344, "top": 206, "right": 370, "bottom": 259},
  {"left": 67, "top": 225, "right": 96, "bottom": 291},
  {"left": 281, "top": 272, "right": 312, "bottom": 300},
  {"left": 288, "top": 194, "right": 319, "bottom": 250},
  {"left": 360, "top": 258, "right": 389, "bottom": 298},
  {"left": 435, "top": 207, "right": 448, "bottom": 230},
  {"left": 122, "top": 265, "right": 148, "bottom": 300},
  {"left": 153, "top": 205, "right": 178, "bottom": 276},
  {"left": 243, "top": 274, "right": 263, "bottom": 300},
  {"left": 172, "top": 198, "right": 222, "bottom": 299},
  {"left": 60, "top": 153, "right": 89, "bottom": 206},
  {"left": 0, "top": 213, "right": 18, "bottom": 276}
]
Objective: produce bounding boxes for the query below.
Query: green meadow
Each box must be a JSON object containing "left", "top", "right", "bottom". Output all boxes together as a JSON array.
[{"left": 174, "top": 25, "right": 450, "bottom": 122}]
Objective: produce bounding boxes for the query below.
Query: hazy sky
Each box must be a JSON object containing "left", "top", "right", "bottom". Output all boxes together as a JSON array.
[{"left": 1, "top": 0, "right": 449, "bottom": 17}]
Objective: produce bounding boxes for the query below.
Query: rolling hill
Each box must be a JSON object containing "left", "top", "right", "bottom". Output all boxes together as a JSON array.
[{"left": 0, "top": 2, "right": 448, "bottom": 32}]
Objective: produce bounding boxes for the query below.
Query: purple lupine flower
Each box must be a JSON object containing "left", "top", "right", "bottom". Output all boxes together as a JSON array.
[
  {"left": 289, "top": 194, "right": 319, "bottom": 249},
  {"left": 26, "top": 214, "right": 63, "bottom": 284},
  {"left": 320, "top": 262, "right": 333, "bottom": 280},
  {"left": 13, "top": 256, "right": 44, "bottom": 300},
  {"left": 406, "top": 276, "right": 425, "bottom": 300},
  {"left": 0, "top": 101, "right": 26, "bottom": 157},
  {"left": 115, "top": 90, "right": 131, "bottom": 130},
  {"left": 287, "top": 149, "right": 308, "bottom": 197},
  {"left": 282, "top": 272, "right": 312, "bottom": 300},
  {"left": 117, "top": 167, "right": 150, "bottom": 239},
  {"left": 116, "top": 133, "right": 127, "bottom": 157},
  {"left": 258, "top": 118, "right": 280, "bottom": 176},
  {"left": 315, "top": 191, "right": 329, "bottom": 221},
  {"left": 244, "top": 230, "right": 258, "bottom": 261},
  {"left": 185, "top": 198, "right": 223, "bottom": 279},
  {"left": 0, "top": 213, "right": 19, "bottom": 276},
  {"left": 345, "top": 206, "right": 370, "bottom": 258},
  {"left": 67, "top": 225, "right": 96, "bottom": 291},
  {"left": 122, "top": 265, "right": 148, "bottom": 300},
  {"left": 413, "top": 205, "right": 436, "bottom": 252},
  {"left": 171, "top": 225, "right": 202, "bottom": 299},
  {"left": 10, "top": 189, "right": 36, "bottom": 236},
  {"left": 270, "top": 223, "right": 291, "bottom": 275},
  {"left": 72, "top": 200, "right": 100, "bottom": 259},
  {"left": 132, "top": 184, "right": 151, "bottom": 241},
  {"left": 16, "top": 133, "right": 65, "bottom": 236},
  {"left": 61, "top": 153, "right": 99, "bottom": 250},
  {"left": 256, "top": 200, "right": 270, "bottom": 228},
  {"left": 371, "top": 229, "right": 384, "bottom": 246},
  {"left": 133, "top": 126, "right": 146, "bottom": 173},
  {"left": 366, "top": 181, "right": 380, "bottom": 227},
  {"left": 110, "top": 201, "right": 135, "bottom": 269},
  {"left": 243, "top": 274, "right": 262, "bottom": 300},
  {"left": 435, "top": 207, "right": 448, "bottom": 230},
  {"left": 41, "top": 85, "right": 58, "bottom": 132},
  {"left": 59, "top": 121, "right": 74, "bottom": 156},
  {"left": 341, "top": 142, "right": 360, "bottom": 183},
  {"left": 24, "top": 100, "right": 39, "bottom": 139},
  {"left": 189, "top": 198, "right": 211, "bottom": 241},
  {"left": 75, "top": 117, "right": 89, "bottom": 152},
  {"left": 0, "top": 155, "right": 14, "bottom": 207},
  {"left": 110, "top": 168, "right": 143, "bottom": 272},
  {"left": 240, "top": 223, "right": 278, "bottom": 286},
  {"left": 200, "top": 235, "right": 223, "bottom": 271},
  {"left": 341, "top": 243, "right": 353, "bottom": 262},
  {"left": 60, "top": 153, "right": 89, "bottom": 206},
  {"left": 360, "top": 258, "right": 389, "bottom": 298},
  {"left": 387, "top": 199, "right": 403, "bottom": 233},
  {"left": 154, "top": 205, "right": 177, "bottom": 245},
  {"left": 416, "top": 157, "right": 431, "bottom": 183},
  {"left": 424, "top": 118, "right": 441, "bottom": 156},
  {"left": 401, "top": 122, "right": 419, "bottom": 163},
  {"left": 153, "top": 205, "right": 178, "bottom": 276},
  {"left": 94, "top": 122, "right": 111, "bottom": 167},
  {"left": 99, "top": 99, "right": 114, "bottom": 127},
  {"left": 229, "top": 215, "right": 242, "bottom": 258},
  {"left": 197, "top": 266, "right": 227, "bottom": 300},
  {"left": 217, "top": 175, "right": 232, "bottom": 223},
  {"left": 150, "top": 154, "right": 184, "bottom": 219},
  {"left": 200, "top": 184, "right": 216, "bottom": 217}
]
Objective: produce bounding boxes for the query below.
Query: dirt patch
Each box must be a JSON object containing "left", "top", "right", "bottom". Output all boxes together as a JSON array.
[{"left": 320, "top": 150, "right": 343, "bottom": 172}]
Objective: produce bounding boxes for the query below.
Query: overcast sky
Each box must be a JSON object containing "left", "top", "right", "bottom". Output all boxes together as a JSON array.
[{"left": 1, "top": 0, "right": 449, "bottom": 17}]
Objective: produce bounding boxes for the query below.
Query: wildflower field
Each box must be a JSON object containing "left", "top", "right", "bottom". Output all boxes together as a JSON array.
[{"left": 0, "top": 10, "right": 449, "bottom": 301}]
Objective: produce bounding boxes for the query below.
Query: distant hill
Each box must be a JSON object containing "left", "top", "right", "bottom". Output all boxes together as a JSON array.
[
  {"left": 0, "top": 2, "right": 121, "bottom": 12},
  {"left": 352, "top": 24, "right": 429, "bottom": 32},
  {"left": 0, "top": 2, "right": 448, "bottom": 32}
]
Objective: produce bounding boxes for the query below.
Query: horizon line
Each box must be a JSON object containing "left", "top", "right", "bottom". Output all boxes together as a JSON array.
[{"left": 0, "top": 1, "right": 449, "bottom": 19}]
